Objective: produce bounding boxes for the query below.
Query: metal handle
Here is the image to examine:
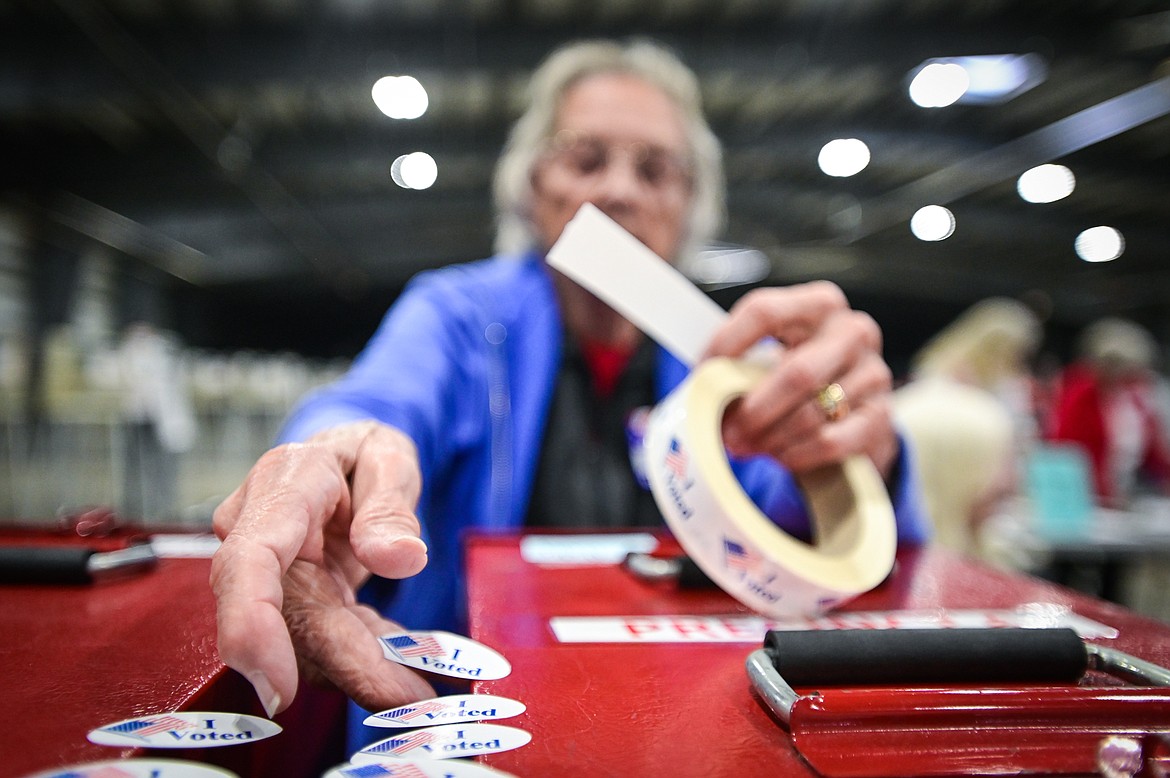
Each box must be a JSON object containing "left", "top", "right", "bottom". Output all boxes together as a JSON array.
[
  {"left": 746, "top": 648, "right": 800, "bottom": 724},
  {"left": 747, "top": 638, "right": 1170, "bottom": 727},
  {"left": 1087, "top": 644, "right": 1170, "bottom": 687}
]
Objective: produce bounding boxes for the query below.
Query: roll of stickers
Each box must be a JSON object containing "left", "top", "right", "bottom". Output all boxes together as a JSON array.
[
  {"left": 549, "top": 204, "right": 898, "bottom": 619},
  {"left": 642, "top": 357, "right": 897, "bottom": 618}
]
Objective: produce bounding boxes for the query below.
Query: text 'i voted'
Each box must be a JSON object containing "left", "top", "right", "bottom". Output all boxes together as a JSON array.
[
  {"left": 352, "top": 723, "right": 531, "bottom": 763},
  {"left": 24, "top": 759, "right": 239, "bottom": 778},
  {"left": 87, "top": 712, "right": 281, "bottom": 748},
  {"left": 322, "top": 756, "right": 520, "bottom": 778},
  {"left": 365, "top": 694, "right": 525, "bottom": 728},
  {"left": 379, "top": 631, "right": 511, "bottom": 680}
]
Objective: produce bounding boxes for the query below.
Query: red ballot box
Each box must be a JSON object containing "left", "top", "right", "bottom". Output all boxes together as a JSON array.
[
  {"left": 0, "top": 529, "right": 345, "bottom": 778},
  {"left": 467, "top": 532, "right": 1170, "bottom": 777}
]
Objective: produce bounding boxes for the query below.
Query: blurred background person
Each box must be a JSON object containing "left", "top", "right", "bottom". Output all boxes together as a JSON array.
[
  {"left": 117, "top": 321, "right": 196, "bottom": 520},
  {"left": 1047, "top": 317, "right": 1170, "bottom": 507},
  {"left": 905, "top": 297, "right": 1045, "bottom": 446},
  {"left": 893, "top": 297, "right": 1043, "bottom": 554}
]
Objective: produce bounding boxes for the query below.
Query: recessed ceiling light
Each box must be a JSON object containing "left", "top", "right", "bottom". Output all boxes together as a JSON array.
[
  {"left": 817, "top": 138, "right": 871, "bottom": 177},
  {"left": 909, "top": 63, "right": 970, "bottom": 108},
  {"left": 372, "top": 75, "right": 429, "bottom": 120},
  {"left": 908, "top": 54, "right": 1047, "bottom": 107},
  {"left": 1075, "top": 226, "right": 1125, "bottom": 262},
  {"left": 1017, "top": 164, "right": 1076, "bottom": 203},
  {"left": 910, "top": 205, "right": 956, "bottom": 241},
  {"left": 391, "top": 152, "right": 437, "bottom": 190}
]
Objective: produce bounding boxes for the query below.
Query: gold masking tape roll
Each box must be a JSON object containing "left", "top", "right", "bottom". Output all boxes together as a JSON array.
[{"left": 644, "top": 357, "right": 897, "bottom": 617}]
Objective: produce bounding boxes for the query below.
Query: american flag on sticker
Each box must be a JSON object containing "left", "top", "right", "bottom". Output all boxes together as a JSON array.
[
  {"left": 365, "top": 729, "right": 439, "bottom": 756},
  {"left": 341, "top": 764, "right": 428, "bottom": 778},
  {"left": 100, "top": 714, "right": 199, "bottom": 741},
  {"left": 723, "top": 538, "right": 759, "bottom": 573},
  {"left": 382, "top": 633, "right": 444, "bottom": 660},
  {"left": 53, "top": 768, "right": 135, "bottom": 778},
  {"left": 376, "top": 700, "right": 447, "bottom": 722},
  {"left": 665, "top": 438, "right": 688, "bottom": 479}
]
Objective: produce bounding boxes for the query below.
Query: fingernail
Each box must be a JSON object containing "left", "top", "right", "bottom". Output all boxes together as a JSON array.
[
  {"left": 393, "top": 535, "right": 429, "bottom": 577},
  {"left": 262, "top": 690, "right": 282, "bottom": 719},
  {"left": 247, "top": 671, "right": 281, "bottom": 718}
]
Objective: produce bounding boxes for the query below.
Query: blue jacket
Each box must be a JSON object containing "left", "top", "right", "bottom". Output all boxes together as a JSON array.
[
  {"left": 279, "top": 251, "right": 929, "bottom": 752},
  {"left": 280, "top": 251, "right": 930, "bottom": 635}
]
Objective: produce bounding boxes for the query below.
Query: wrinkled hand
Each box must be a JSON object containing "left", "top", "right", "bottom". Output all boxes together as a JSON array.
[
  {"left": 704, "top": 281, "right": 899, "bottom": 477},
  {"left": 209, "top": 420, "right": 435, "bottom": 716}
]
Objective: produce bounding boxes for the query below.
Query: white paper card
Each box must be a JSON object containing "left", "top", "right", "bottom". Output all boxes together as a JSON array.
[
  {"left": 546, "top": 203, "right": 726, "bottom": 367},
  {"left": 150, "top": 533, "right": 222, "bottom": 558},
  {"left": 518, "top": 532, "right": 657, "bottom": 565}
]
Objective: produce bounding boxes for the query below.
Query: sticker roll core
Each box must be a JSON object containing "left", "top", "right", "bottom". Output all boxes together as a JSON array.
[{"left": 644, "top": 357, "right": 897, "bottom": 618}]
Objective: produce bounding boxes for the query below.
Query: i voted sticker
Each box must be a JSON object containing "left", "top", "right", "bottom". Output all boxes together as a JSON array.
[
  {"left": 323, "top": 757, "right": 519, "bottom": 778},
  {"left": 352, "top": 723, "right": 531, "bottom": 763},
  {"left": 87, "top": 712, "right": 281, "bottom": 748},
  {"left": 364, "top": 694, "right": 525, "bottom": 728},
  {"left": 23, "top": 759, "right": 238, "bottom": 777},
  {"left": 379, "top": 631, "right": 511, "bottom": 680}
]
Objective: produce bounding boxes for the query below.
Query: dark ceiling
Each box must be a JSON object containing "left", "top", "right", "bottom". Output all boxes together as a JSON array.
[{"left": 3, "top": 0, "right": 1169, "bottom": 364}]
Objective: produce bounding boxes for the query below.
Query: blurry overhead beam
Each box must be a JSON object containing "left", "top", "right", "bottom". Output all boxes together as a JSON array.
[
  {"left": 42, "top": 193, "right": 209, "bottom": 285},
  {"left": 0, "top": 19, "right": 1122, "bottom": 107},
  {"left": 836, "top": 75, "right": 1170, "bottom": 241},
  {"left": 44, "top": 0, "right": 362, "bottom": 287},
  {"left": 1114, "top": 11, "right": 1170, "bottom": 52},
  {"left": 45, "top": 0, "right": 223, "bottom": 164},
  {"left": 760, "top": 243, "right": 1036, "bottom": 306}
]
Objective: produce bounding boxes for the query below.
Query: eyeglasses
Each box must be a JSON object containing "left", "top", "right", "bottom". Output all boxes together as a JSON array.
[{"left": 542, "top": 130, "right": 693, "bottom": 193}]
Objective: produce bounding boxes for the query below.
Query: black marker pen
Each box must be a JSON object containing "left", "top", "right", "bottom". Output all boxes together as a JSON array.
[{"left": 0, "top": 544, "right": 158, "bottom": 584}]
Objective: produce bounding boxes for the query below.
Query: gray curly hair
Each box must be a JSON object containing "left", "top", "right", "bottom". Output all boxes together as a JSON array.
[{"left": 491, "top": 38, "right": 726, "bottom": 262}]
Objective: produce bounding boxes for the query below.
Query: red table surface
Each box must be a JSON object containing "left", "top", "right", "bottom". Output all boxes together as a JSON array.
[
  {"left": 0, "top": 530, "right": 345, "bottom": 778},
  {"left": 466, "top": 533, "right": 1170, "bottom": 778}
]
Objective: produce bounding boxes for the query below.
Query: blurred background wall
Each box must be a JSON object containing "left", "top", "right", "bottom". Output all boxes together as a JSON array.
[{"left": 1, "top": 2, "right": 1168, "bottom": 622}]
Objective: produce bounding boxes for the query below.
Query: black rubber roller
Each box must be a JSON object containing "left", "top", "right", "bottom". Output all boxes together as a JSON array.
[
  {"left": 764, "top": 627, "right": 1089, "bottom": 686},
  {"left": 0, "top": 546, "right": 95, "bottom": 584}
]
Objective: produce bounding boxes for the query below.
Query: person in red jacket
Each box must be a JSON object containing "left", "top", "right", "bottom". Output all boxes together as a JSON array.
[{"left": 1049, "top": 317, "right": 1170, "bottom": 507}]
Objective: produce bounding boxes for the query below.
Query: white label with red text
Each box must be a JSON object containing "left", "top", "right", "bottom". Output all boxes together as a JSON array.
[{"left": 549, "top": 606, "right": 1118, "bottom": 643}]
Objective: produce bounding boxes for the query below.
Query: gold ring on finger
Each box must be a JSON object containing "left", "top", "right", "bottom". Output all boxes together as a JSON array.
[{"left": 816, "top": 382, "right": 849, "bottom": 422}]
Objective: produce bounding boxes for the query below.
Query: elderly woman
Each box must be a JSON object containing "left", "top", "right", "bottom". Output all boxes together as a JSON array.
[{"left": 209, "top": 39, "right": 929, "bottom": 745}]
